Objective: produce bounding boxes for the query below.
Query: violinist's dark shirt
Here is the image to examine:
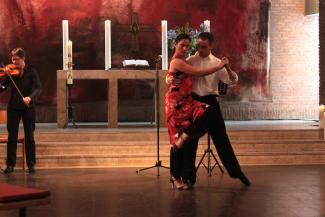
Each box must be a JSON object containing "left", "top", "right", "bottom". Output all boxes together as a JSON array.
[{"left": 0, "top": 65, "right": 42, "bottom": 109}]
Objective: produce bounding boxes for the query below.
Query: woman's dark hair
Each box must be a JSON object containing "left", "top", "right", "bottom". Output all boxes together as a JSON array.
[
  {"left": 174, "top": 33, "right": 191, "bottom": 44},
  {"left": 11, "top": 48, "right": 25, "bottom": 59},
  {"left": 171, "top": 33, "right": 192, "bottom": 56}
]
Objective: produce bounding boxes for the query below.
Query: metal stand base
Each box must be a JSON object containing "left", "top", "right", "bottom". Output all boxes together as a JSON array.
[
  {"left": 136, "top": 160, "right": 169, "bottom": 176},
  {"left": 136, "top": 60, "right": 168, "bottom": 176},
  {"left": 196, "top": 134, "right": 224, "bottom": 176},
  {"left": 64, "top": 84, "right": 77, "bottom": 128}
]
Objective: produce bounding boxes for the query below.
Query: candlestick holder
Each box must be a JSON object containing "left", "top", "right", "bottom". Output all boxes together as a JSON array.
[{"left": 64, "top": 60, "right": 77, "bottom": 128}]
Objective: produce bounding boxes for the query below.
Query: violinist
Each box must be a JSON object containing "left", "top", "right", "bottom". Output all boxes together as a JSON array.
[{"left": 0, "top": 48, "right": 41, "bottom": 174}]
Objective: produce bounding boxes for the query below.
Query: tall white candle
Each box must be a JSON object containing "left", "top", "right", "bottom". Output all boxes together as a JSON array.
[
  {"left": 161, "top": 20, "right": 168, "bottom": 70},
  {"left": 320, "top": 104, "right": 325, "bottom": 129},
  {"left": 67, "top": 40, "right": 72, "bottom": 68},
  {"left": 105, "top": 20, "right": 111, "bottom": 70},
  {"left": 323, "top": 112, "right": 325, "bottom": 140},
  {"left": 62, "top": 20, "right": 69, "bottom": 70},
  {"left": 204, "top": 20, "right": 210, "bottom": 32},
  {"left": 67, "top": 40, "right": 73, "bottom": 85}
]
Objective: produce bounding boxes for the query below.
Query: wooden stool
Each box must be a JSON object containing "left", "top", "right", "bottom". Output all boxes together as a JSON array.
[
  {"left": 0, "top": 183, "right": 50, "bottom": 217},
  {"left": 0, "top": 137, "right": 26, "bottom": 170}
]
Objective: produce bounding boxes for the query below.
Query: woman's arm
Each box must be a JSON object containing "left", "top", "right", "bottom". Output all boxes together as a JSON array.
[
  {"left": 170, "top": 57, "right": 228, "bottom": 76},
  {"left": 225, "top": 64, "right": 238, "bottom": 84}
]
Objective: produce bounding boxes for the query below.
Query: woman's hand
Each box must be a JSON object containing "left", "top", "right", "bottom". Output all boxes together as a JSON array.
[{"left": 220, "top": 57, "right": 229, "bottom": 67}]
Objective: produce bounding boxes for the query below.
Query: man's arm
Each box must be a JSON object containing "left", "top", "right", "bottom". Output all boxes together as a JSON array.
[{"left": 29, "top": 68, "right": 42, "bottom": 102}]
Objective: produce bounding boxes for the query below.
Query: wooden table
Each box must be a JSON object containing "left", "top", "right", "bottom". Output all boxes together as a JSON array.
[
  {"left": 57, "top": 70, "right": 168, "bottom": 128},
  {"left": 0, "top": 183, "right": 50, "bottom": 217}
]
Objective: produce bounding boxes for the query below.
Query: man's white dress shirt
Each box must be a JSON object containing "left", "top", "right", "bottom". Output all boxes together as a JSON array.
[{"left": 187, "top": 52, "right": 238, "bottom": 96}]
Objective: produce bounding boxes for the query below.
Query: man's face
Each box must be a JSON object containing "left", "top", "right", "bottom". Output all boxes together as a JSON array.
[
  {"left": 11, "top": 55, "right": 25, "bottom": 69},
  {"left": 197, "top": 38, "right": 212, "bottom": 58}
]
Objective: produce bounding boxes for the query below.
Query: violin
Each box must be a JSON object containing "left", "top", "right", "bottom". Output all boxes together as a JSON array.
[
  {"left": 0, "top": 64, "right": 21, "bottom": 77},
  {"left": 0, "top": 63, "right": 25, "bottom": 103}
]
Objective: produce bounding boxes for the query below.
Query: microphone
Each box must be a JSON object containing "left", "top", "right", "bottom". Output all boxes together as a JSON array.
[{"left": 155, "top": 55, "right": 163, "bottom": 62}]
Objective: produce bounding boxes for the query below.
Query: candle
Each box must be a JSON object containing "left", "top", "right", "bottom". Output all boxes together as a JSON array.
[
  {"left": 105, "top": 20, "right": 111, "bottom": 70},
  {"left": 204, "top": 20, "right": 210, "bottom": 32},
  {"left": 67, "top": 40, "right": 73, "bottom": 85},
  {"left": 62, "top": 20, "right": 69, "bottom": 70},
  {"left": 161, "top": 20, "right": 168, "bottom": 70},
  {"left": 67, "top": 40, "right": 73, "bottom": 69},
  {"left": 320, "top": 104, "right": 325, "bottom": 129},
  {"left": 323, "top": 112, "right": 325, "bottom": 140}
]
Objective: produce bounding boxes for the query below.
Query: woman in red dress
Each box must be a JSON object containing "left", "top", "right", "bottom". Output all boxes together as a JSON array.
[{"left": 165, "top": 34, "right": 229, "bottom": 189}]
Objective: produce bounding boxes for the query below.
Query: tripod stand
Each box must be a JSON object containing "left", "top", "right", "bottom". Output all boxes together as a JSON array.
[
  {"left": 196, "top": 133, "right": 224, "bottom": 176},
  {"left": 136, "top": 58, "right": 169, "bottom": 176},
  {"left": 64, "top": 70, "right": 77, "bottom": 128}
]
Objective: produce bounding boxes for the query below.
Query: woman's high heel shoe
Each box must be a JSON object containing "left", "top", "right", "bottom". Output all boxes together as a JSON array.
[
  {"left": 170, "top": 177, "right": 184, "bottom": 190},
  {"left": 182, "top": 180, "right": 193, "bottom": 190}
]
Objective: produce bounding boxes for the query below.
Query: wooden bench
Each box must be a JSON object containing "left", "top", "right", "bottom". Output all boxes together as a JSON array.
[{"left": 0, "top": 183, "right": 50, "bottom": 217}]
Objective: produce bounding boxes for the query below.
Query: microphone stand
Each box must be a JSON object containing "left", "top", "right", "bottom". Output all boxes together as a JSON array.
[
  {"left": 64, "top": 59, "right": 77, "bottom": 128},
  {"left": 136, "top": 56, "right": 169, "bottom": 176}
]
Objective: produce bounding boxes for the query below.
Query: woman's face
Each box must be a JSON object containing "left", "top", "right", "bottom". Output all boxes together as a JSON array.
[{"left": 174, "top": 39, "right": 190, "bottom": 57}]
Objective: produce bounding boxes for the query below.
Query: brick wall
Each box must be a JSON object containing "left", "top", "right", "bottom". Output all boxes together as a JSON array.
[{"left": 221, "top": 0, "right": 319, "bottom": 120}]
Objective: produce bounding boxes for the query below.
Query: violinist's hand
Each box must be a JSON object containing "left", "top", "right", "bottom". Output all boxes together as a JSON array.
[
  {"left": 23, "top": 97, "right": 31, "bottom": 105},
  {"left": 4, "top": 66, "right": 10, "bottom": 73}
]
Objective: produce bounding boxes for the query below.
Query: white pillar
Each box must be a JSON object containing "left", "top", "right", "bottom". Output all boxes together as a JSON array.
[
  {"left": 161, "top": 20, "right": 168, "bottom": 70},
  {"left": 62, "top": 20, "right": 69, "bottom": 70},
  {"left": 204, "top": 20, "right": 210, "bottom": 32},
  {"left": 105, "top": 20, "right": 111, "bottom": 70}
]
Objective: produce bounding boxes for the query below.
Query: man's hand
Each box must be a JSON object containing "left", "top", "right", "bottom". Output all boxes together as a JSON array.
[{"left": 23, "top": 96, "right": 31, "bottom": 105}]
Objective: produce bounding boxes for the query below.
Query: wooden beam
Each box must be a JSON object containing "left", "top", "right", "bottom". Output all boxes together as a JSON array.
[{"left": 108, "top": 79, "right": 118, "bottom": 128}]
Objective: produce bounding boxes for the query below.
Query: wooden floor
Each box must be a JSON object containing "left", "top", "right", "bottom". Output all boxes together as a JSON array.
[
  {"left": 0, "top": 120, "right": 324, "bottom": 168},
  {"left": 0, "top": 165, "right": 324, "bottom": 217}
]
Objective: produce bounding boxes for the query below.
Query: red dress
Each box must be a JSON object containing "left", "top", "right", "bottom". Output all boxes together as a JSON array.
[{"left": 165, "top": 70, "right": 207, "bottom": 144}]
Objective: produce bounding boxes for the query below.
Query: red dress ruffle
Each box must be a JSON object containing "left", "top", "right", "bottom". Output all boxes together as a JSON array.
[{"left": 165, "top": 70, "right": 207, "bottom": 144}]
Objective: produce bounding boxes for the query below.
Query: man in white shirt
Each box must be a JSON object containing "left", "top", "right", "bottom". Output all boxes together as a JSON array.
[{"left": 184, "top": 32, "right": 250, "bottom": 187}]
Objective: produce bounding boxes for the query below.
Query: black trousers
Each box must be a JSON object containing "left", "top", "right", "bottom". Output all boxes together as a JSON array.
[
  {"left": 170, "top": 138, "right": 198, "bottom": 184},
  {"left": 185, "top": 94, "right": 243, "bottom": 178},
  {"left": 6, "top": 107, "right": 36, "bottom": 168}
]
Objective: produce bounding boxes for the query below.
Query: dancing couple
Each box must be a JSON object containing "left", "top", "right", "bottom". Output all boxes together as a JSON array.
[{"left": 165, "top": 32, "right": 250, "bottom": 190}]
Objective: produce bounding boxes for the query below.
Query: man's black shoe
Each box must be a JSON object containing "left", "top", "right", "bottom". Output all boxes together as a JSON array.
[
  {"left": 3, "top": 166, "right": 14, "bottom": 174},
  {"left": 238, "top": 173, "right": 251, "bottom": 187},
  {"left": 28, "top": 166, "right": 35, "bottom": 174}
]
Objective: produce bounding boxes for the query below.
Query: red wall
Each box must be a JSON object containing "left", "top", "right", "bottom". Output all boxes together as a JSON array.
[{"left": 0, "top": 0, "right": 267, "bottom": 106}]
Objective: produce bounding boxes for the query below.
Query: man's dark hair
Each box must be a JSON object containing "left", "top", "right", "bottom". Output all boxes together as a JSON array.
[
  {"left": 11, "top": 48, "right": 25, "bottom": 59},
  {"left": 198, "top": 32, "right": 214, "bottom": 43}
]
